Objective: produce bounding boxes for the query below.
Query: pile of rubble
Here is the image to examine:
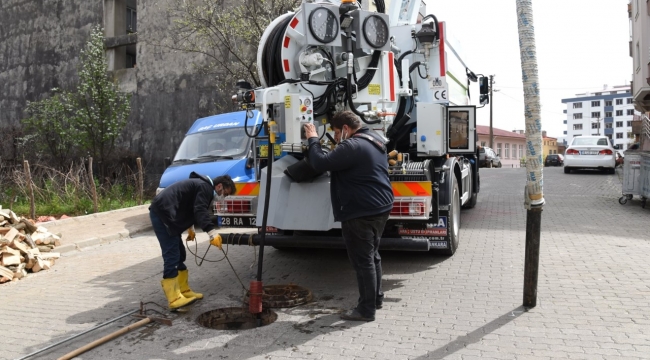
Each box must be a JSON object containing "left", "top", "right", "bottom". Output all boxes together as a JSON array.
[{"left": 0, "top": 208, "right": 61, "bottom": 283}]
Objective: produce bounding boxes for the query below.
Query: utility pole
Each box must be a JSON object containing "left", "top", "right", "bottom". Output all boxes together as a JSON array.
[{"left": 489, "top": 75, "right": 494, "bottom": 149}]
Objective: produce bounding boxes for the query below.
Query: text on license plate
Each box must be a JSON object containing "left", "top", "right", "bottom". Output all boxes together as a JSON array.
[
  {"left": 580, "top": 151, "right": 598, "bottom": 155},
  {"left": 220, "top": 216, "right": 256, "bottom": 227}
]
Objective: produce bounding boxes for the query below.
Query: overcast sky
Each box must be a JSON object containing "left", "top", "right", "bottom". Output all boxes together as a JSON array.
[{"left": 427, "top": 0, "right": 632, "bottom": 138}]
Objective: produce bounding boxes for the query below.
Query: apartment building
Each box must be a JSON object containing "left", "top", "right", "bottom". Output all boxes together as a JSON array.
[{"left": 561, "top": 85, "right": 638, "bottom": 150}]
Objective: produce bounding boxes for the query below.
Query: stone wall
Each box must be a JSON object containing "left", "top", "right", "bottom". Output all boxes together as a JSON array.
[{"left": 0, "top": 0, "right": 235, "bottom": 185}]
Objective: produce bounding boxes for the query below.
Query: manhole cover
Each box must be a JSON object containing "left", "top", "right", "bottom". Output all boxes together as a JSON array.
[
  {"left": 245, "top": 284, "right": 313, "bottom": 308},
  {"left": 196, "top": 308, "right": 277, "bottom": 330}
]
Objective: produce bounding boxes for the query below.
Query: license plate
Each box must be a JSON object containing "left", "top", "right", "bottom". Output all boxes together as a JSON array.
[
  {"left": 219, "top": 216, "right": 256, "bottom": 227},
  {"left": 430, "top": 241, "right": 447, "bottom": 248},
  {"left": 581, "top": 151, "right": 598, "bottom": 155},
  {"left": 259, "top": 145, "right": 282, "bottom": 157}
]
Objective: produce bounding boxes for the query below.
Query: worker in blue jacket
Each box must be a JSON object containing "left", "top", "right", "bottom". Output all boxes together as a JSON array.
[
  {"left": 304, "top": 111, "right": 394, "bottom": 321},
  {"left": 149, "top": 172, "right": 235, "bottom": 310}
]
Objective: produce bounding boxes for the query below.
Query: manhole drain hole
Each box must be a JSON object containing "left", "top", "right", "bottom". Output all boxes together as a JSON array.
[
  {"left": 197, "top": 308, "right": 277, "bottom": 330},
  {"left": 245, "top": 284, "right": 313, "bottom": 308}
]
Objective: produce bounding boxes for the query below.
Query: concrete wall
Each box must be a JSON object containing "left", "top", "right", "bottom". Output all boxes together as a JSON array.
[{"left": 0, "top": 0, "right": 233, "bottom": 185}]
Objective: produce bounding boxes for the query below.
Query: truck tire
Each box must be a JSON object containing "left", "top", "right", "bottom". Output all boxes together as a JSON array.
[{"left": 442, "top": 177, "right": 460, "bottom": 256}]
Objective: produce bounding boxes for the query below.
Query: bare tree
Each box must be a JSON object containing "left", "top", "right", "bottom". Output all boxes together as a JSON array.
[{"left": 165, "top": 0, "right": 301, "bottom": 95}]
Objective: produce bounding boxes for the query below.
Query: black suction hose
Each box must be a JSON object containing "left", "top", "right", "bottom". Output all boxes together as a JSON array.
[{"left": 256, "top": 110, "right": 274, "bottom": 283}]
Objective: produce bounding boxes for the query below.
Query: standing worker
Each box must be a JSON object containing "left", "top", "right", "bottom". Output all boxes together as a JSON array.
[
  {"left": 149, "top": 172, "right": 235, "bottom": 310},
  {"left": 304, "top": 111, "right": 394, "bottom": 322}
]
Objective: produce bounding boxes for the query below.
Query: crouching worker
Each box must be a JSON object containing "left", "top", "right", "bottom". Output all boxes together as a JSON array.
[{"left": 149, "top": 172, "right": 235, "bottom": 310}]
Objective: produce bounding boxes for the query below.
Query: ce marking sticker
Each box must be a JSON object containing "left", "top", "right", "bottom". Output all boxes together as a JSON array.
[{"left": 434, "top": 90, "right": 447, "bottom": 100}]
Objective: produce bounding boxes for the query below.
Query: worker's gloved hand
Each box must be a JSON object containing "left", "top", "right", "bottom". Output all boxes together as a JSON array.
[
  {"left": 186, "top": 226, "right": 196, "bottom": 241},
  {"left": 208, "top": 229, "right": 222, "bottom": 249}
]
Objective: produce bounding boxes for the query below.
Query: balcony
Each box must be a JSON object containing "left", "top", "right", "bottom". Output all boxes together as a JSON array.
[
  {"left": 604, "top": 128, "right": 614, "bottom": 135},
  {"left": 604, "top": 106, "right": 613, "bottom": 112},
  {"left": 604, "top": 117, "right": 614, "bottom": 123}
]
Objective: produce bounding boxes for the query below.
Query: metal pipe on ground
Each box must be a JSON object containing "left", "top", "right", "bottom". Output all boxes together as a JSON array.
[{"left": 15, "top": 309, "right": 139, "bottom": 360}]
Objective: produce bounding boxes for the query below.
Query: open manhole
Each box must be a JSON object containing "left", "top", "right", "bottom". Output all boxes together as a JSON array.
[
  {"left": 245, "top": 284, "right": 313, "bottom": 308},
  {"left": 197, "top": 307, "right": 277, "bottom": 330}
]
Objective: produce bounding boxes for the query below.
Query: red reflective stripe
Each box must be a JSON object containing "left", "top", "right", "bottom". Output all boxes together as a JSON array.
[
  {"left": 404, "top": 182, "right": 429, "bottom": 196},
  {"left": 290, "top": 17, "right": 299, "bottom": 29},
  {"left": 283, "top": 36, "right": 290, "bottom": 48},
  {"left": 438, "top": 22, "right": 445, "bottom": 77},
  {"left": 283, "top": 59, "right": 290, "bottom": 72}
]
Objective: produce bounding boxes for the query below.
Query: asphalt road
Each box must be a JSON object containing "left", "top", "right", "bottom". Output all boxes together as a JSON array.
[{"left": 2, "top": 167, "right": 649, "bottom": 360}]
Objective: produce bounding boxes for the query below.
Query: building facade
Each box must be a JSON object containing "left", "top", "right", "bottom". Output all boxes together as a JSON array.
[
  {"left": 476, "top": 126, "right": 527, "bottom": 168},
  {"left": 629, "top": 0, "right": 650, "bottom": 150},
  {"left": 0, "top": 0, "right": 230, "bottom": 184},
  {"left": 542, "top": 132, "right": 558, "bottom": 158},
  {"left": 561, "top": 85, "right": 638, "bottom": 150}
]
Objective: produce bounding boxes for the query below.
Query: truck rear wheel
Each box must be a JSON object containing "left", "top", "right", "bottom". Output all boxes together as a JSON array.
[{"left": 442, "top": 178, "right": 460, "bottom": 256}]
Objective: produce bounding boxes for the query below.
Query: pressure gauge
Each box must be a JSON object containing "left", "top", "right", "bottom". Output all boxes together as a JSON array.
[
  {"left": 308, "top": 7, "right": 339, "bottom": 44},
  {"left": 363, "top": 15, "right": 389, "bottom": 48},
  {"left": 303, "top": 98, "right": 312, "bottom": 107}
]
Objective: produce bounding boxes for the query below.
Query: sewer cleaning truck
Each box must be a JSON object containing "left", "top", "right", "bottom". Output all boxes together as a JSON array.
[{"left": 217, "top": 0, "right": 489, "bottom": 255}]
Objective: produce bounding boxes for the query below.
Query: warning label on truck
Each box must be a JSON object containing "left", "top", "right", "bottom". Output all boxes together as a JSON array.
[
  {"left": 398, "top": 216, "right": 448, "bottom": 237},
  {"left": 368, "top": 84, "right": 381, "bottom": 95}
]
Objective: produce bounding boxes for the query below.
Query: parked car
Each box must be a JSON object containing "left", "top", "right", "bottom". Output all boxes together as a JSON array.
[
  {"left": 564, "top": 136, "right": 616, "bottom": 174},
  {"left": 544, "top": 154, "right": 564, "bottom": 167},
  {"left": 478, "top": 146, "right": 502, "bottom": 168}
]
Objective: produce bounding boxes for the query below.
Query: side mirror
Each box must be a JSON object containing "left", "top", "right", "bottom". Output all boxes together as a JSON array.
[
  {"left": 479, "top": 77, "right": 489, "bottom": 95},
  {"left": 246, "top": 156, "right": 255, "bottom": 169},
  {"left": 480, "top": 94, "right": 490, "bottom": 106},
  {"left": 164, "top": 157, "right": 171, "bottom": 168}
]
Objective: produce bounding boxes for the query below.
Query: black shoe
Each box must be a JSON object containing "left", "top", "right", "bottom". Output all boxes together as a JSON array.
[{"left": 340, "top": 309, "right": 375, "bottom": 322}]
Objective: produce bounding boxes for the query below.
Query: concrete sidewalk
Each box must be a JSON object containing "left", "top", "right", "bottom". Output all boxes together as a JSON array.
[{"left": 39, "top": 205, "right": 152, "bottom": 254}]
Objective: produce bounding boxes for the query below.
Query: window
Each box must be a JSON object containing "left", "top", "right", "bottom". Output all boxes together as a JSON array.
[
  {"left": 627, "top": 98, "right": 633, "bottom": 104},
  {"left": 595, "top": 92, "right": 602, "bottom": 96},
  {"left": 513, "top": 144, "right": 517, "bottom": 158},
  {"left": 605, "top": 100, "right": 612, "bottom": 106},
  {"left": 634, "top": 46, "right": 641, "bottom": 75},
  {"left": 616, "top": 110, "right": 623, "bottom": 116},
  {"left": 563, "top": 120, "right": 567, "bottom": 124},
  {"left": 627, "top": 109, "right": 635, "bottom": 115},
  {"left": 616, "top": 121, "right": 623, "bottom": 127},
  {"left": 573, "top": 124, "right": 583, "bottom": 130},
  {"left": 591, "top": 123, "right": 600, "bottom": 129},
  {"left": 605, "top": 111, "right": 612, "bottom": 117},
  {"left": 497, "top": 143, "right": 502, "bottom": 157},
  {"left": 127, "top": 7, "right": 137, "bottom": 33},
  {"left": 605, "top": 123, "right": 613, "bottom": 129},
  {"left": 481, "top": 141, "right": 486, "bottom": 146},
  {"left": 519, "top": 145, "right": 524, "bottom": 159},
  {"left": 616, "top": 133, "right": 623, "bottom": 139},
  {"left": 628, "top": 132, "right": 635, "bottom": 138},
  {"left": 563, "top": 130, "right": 567, "bottom": 135},
  {"left": 573, "top": 113, "right": 582, "bottom": 119},
  {"left": 591, "top": 112, "right": 600, "bottom": 118},
  {"left": 505, "top": 143, "right": 510, "bottom": 158},
  {"left": 627, "top": 121, "right": 633, "bottom": 126},
  {"left": 591, "top": 101, "right": 600, "bottom": 107},
  {"left": 573, "top": 102, "right": 582, "bottom": 108},
  {"left": 616, "top": 99, "right": 623, "bottom": 105}
]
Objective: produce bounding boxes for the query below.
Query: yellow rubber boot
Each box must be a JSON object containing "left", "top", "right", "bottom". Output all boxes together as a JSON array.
[
  {"left": 177, "top": 269, "right": 203, "bottom": 300},
  {"left": 161, "top": 277, "right": 197, "bottom": 310}
]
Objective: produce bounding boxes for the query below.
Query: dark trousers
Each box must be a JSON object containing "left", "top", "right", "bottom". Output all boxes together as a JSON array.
[
  {"left": 150, "top": 210, "right": 187, "bottom": 279},
  {"left": 341, "top": 211, "right": 390, "bottom": 318}
]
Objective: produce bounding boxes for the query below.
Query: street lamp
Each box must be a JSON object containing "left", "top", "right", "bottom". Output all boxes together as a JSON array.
[{"left": 591, "top": 118, "right": 602, "bottom": 136}]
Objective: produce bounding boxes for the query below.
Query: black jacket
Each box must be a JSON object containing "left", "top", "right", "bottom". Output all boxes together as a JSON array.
[
  {"left": 149, "top": 172, "right": 216, "bottom": 236},
  {"left": 307, "top": 127, "right": 394, "bottom": 222}
]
